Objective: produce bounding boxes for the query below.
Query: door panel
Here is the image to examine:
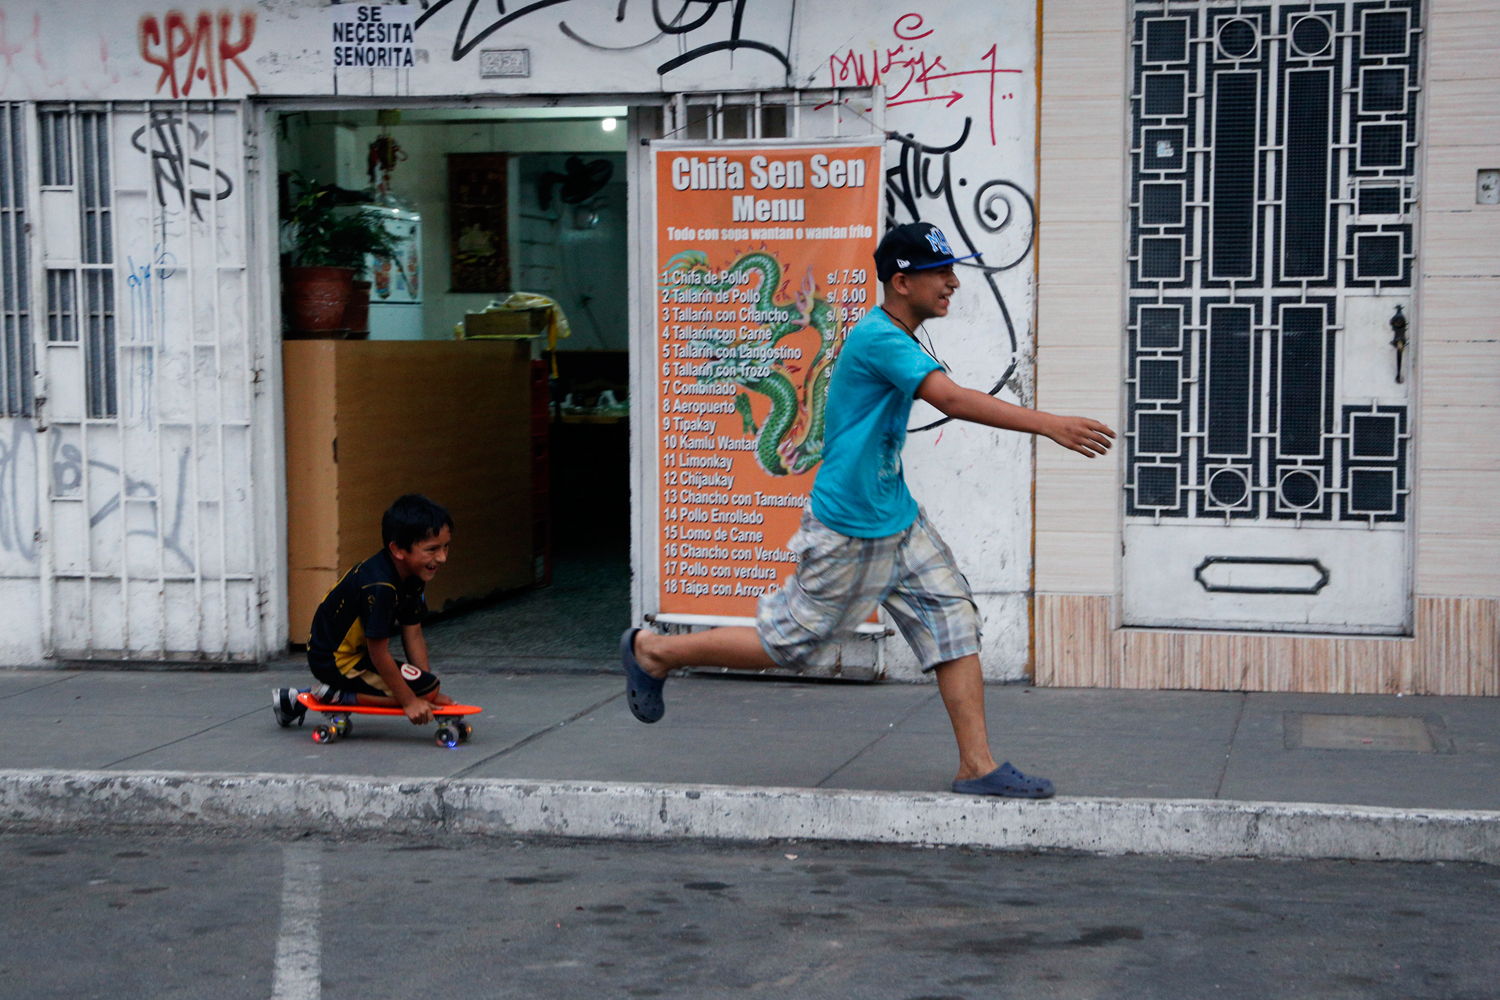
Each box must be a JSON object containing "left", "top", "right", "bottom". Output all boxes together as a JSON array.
[
  {"left": 34, "top": 102, "right": 260, "bottom": 660},
  {"left": 1122, "top": 1, "right": 1420, "bottom": 634}
]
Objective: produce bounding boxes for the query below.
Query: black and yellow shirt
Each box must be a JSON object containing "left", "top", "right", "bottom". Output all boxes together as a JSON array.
[{"left": 308, "top": 550, "right": 426, "bottom": 677}]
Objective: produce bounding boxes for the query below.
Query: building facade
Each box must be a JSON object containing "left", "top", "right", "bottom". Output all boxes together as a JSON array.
[
  {"left": 1036, "top": 0, "right": 1499, "bottom": 694},
  {"left": 0, "top": 0, "right": 1491, "bottom": 694}
]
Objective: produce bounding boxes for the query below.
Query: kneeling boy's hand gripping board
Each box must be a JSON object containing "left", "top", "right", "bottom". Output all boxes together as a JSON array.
[{"left": 296, "top": 692, "right": 483, "bottom": 748}]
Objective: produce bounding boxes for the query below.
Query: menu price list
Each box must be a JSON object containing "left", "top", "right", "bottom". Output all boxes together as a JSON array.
[
  {"left": 660, "top": 429, "right": 805, "bottom": 602},
  {"left": 652, "top": 142, "right": 882, "bottom": 616}
]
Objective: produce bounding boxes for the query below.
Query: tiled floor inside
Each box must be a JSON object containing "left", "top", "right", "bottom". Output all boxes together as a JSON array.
[{"left": 415, "top": 546, "right": 630, "bottom": 670}]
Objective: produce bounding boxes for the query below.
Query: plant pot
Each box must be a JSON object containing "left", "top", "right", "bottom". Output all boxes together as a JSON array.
[
  {"left": 285, "top": 266, "right": 354, "bottom": 336},
  {"left": 344, "top": 280, "right": 372, "bottom": 338}
]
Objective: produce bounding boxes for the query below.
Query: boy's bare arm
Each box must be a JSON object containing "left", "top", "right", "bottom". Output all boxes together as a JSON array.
[
  {"left": 400, "top": 625, "right": 455, "bottom": 705},
  {"left": 400, "top": 623, "right": 430, "bottom": 672},
  {"left": 915, "top": 370, "right": 1115, "bottom": 458},
  {"left": 367, "top": 636, "right": 433, "bottom": 724}
]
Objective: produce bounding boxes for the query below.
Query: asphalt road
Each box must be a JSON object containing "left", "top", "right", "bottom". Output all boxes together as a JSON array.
[{"left": 1, "top": 831, "right": 1495, "bottom": 1000}]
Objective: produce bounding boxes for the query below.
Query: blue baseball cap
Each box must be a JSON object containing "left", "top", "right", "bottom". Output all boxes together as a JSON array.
[{"left": 874, "top": 222, "right": 979, "bottom": 282}]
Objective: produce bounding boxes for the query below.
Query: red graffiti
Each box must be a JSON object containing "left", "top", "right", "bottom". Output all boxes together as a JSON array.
[
  {"left": 0, "top": 13, "right": 26, "bottom": 71},
  {"left": 28, "top": 14, "right": 65, "bottom": 90},
  {"left": 139, "top": 9, "right": 257, "bottom": 98},
  {"left": 892, "top": 12, "right": 933, "bottom": 41},
  {"left": 827, "top": 23, "right": 1022, "bottom": 146}
]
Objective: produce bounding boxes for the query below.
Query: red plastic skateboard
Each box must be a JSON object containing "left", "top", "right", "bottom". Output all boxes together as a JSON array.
[{"left": 296, "top": 692, "right": 483, "bottom": 748}]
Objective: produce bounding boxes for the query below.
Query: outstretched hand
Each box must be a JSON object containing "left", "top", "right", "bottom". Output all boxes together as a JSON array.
[{"left": 1046, "top": 415, "right": 1115, "bottom": 458}]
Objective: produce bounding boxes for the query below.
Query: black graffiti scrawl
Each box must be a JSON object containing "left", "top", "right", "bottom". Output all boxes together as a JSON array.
[
  {"left": 414, "top": 0, "right": 790, "bottom": 75},
  {"left": 885, "top": 119, "right": 1035, "bottom": 431},
  {"left": 131, "top": 110, "right": 234, "bottom": 220}
]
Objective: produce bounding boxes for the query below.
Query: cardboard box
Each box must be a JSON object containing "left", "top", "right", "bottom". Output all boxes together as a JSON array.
[
  {"left": 283, "top": 339, "right": 536, "bottom": 643},
  {"left": 462, "top": 308, "right": 549, "bottom": 339}
]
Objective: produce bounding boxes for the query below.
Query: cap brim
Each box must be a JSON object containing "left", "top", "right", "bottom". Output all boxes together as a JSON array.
[{"left": 910, "top": 251, "right": 982, "bottom": 270}]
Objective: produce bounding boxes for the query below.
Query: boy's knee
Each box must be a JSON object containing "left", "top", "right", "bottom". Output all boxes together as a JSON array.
[{"left": 397, "top": 662, "right": 440, "bottom": 696}]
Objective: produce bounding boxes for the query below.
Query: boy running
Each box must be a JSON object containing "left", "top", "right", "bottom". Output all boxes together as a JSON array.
[
  {"left": 622, "top": 223, "right": 1114, "bottom": 798},
  {"left": 274, "top": 494, "right": 457, "bottom": 727}
]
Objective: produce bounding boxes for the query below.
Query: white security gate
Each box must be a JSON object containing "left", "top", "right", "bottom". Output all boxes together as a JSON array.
[
  {"left": 1121, "top": 1, "right": 1421, "bottom": 634},
  {"left": 32, "top": 101, "right": 261, "bottom": 661}
]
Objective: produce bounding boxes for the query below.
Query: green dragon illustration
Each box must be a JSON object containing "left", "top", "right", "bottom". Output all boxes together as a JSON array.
[{"left": 663, "top": 249, "right": 842, "bottom": 477}]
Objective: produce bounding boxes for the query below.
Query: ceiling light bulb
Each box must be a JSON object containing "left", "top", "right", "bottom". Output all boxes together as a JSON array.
[{"left": 601, "top": 117, "right": 618, "bottom": 132}]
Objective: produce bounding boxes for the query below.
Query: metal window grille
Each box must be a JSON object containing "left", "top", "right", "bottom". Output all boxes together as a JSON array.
[
  {"left": 657, "top": 88, "right": 882, "bottom": 143},
  {"left": 77, "top": 111, "right": 116, "bottom": 422},
  {"left": 40, "top": 109, "right": 116, "bottom": 418},
  {"left": 0, "top": 104, "right": 34, "bottom": 417},
  {"left": 1125, "top": 0, "right": 1418, "bottom": 526}
]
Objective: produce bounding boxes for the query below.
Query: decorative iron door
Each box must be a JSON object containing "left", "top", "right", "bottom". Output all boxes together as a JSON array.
[
  {"left": 33, "top": 102, "right": 261, "bottom": 661},
  {"left": 1121, "top": 1, "right": 1420, "bottom": 634}
]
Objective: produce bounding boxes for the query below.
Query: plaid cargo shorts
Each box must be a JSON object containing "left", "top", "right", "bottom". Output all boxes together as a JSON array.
[{"left": 756, "top": 506, "right": 982, "bottom": 672}]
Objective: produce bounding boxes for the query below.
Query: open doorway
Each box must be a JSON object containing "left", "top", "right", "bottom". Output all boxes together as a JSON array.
[{"left": 275, "top": 105, "right": 633, "bottom": 669}]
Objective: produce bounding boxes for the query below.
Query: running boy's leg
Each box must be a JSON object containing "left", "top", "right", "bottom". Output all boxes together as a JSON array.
[
  {"left": 931, "top": 654, "right": 998, "bottom": 781},
  {"left": 880, "top": 548, "right": 997, "bottom": 784},
  {"left": 633, "top": 626, "right": 774, "bottom": 678},
  {"left": 880, "top": 509, "right": 1052, "bottom": 797},
  {"left": 626, "top": 511, "right": 894, "bottom": 707}
]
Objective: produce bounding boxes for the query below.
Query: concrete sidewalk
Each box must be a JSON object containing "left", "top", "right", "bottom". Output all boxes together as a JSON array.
[
  {"left": 0, "top": 662, "right": 1495, "bottom": 808},
  {"left": 1, "top": 664, "right": 1497, "bottom": 861}
]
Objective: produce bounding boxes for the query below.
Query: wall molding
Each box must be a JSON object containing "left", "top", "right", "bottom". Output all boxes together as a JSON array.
[{"left": 1035, "top": 594, "right": 1499, "bottom": 695}]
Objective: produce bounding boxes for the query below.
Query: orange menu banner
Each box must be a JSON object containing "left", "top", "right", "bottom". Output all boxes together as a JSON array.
[{"left": 653, "top": 141, "right": 882, "bottom": 617}]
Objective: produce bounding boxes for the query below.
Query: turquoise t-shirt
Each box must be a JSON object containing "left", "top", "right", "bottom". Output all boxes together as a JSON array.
[{"left": 810, "top": 309, "right": 941, "bottom": 538}]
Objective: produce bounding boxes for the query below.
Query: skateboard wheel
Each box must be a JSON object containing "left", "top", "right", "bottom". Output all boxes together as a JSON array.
[
  {"left": 334, "top": 716, "right": 352, "bottom": 738},
  {"left": 435, "top": 725, "right": 459, "bottom": 749},
  {"left": 313, "top": 724, "right": 334, "bottom": 744},
  {"left": 457, "top": 721, "right": 472, "bottom": 742}
]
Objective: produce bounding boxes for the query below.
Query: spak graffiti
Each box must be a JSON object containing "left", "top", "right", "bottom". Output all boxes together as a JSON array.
[{"left": 139, "top": 9, "right": 258, "bottom": 98}]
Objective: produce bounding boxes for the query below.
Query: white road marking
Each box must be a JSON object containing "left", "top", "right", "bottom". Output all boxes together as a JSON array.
[{"left": 271, "top": 845, "right": 321, "bottom": 1000}]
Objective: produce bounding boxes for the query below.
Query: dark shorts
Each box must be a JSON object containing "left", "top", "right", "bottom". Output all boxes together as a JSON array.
[{"left": 308, "top": 652, "right": 440, "bottom": 698}]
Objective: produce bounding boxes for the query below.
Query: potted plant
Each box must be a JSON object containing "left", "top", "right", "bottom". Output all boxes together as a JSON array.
[{"left": 282, "top": 178, "right": 402, "bottom": 337}]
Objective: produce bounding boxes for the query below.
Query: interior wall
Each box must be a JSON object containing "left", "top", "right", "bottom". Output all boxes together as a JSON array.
[
  {"left": 515, "top": 154, "right": 629, "bottom": 351},
  {"left": 278, "top": 115, "right": 627, "bottom": 343}
]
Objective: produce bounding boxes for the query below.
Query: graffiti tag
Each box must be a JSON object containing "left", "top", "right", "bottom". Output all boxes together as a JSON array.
[
  {"left": 53, "top": 442, "right": 194, "bottom": 573},
  {"left": 827, "top": 14, "right": 1021, "bottom": 146},
  {"left": 139, "top": 9, "right": 258, "bottom": 98},
  {"left": 886, "top": 119, "right": 1035, "bottom": 431},
  {"left": 130, "top": 111, "right": 235, "bottom": 220},
  {"left": 0, "top": 424, "right": 38, "bottom": 563},
  {"left": 415, "top": 0, "right": 789, "bottom": 75}
]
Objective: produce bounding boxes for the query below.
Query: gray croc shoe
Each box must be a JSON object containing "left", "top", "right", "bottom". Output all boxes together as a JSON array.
[
  {"left": 952, "top": 762, "right": 1054, "bottom": 799},
  {"left": 620, "top": 627, "right": 665, "bottom": 724}
]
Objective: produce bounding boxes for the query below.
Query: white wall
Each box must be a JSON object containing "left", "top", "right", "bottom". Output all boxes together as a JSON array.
[{"left": 0, "top": 420, "right": 45, "bottom": 664}]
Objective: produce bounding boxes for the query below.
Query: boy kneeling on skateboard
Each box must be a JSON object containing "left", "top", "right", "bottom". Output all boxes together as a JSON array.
[{"left": 274, "top": 494, "right": 457, "bottom": 728}]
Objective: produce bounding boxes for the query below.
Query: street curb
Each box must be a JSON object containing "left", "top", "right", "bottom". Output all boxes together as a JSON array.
[{"left": 1, "top": 769, "right": 1496, "bottom": 862}]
